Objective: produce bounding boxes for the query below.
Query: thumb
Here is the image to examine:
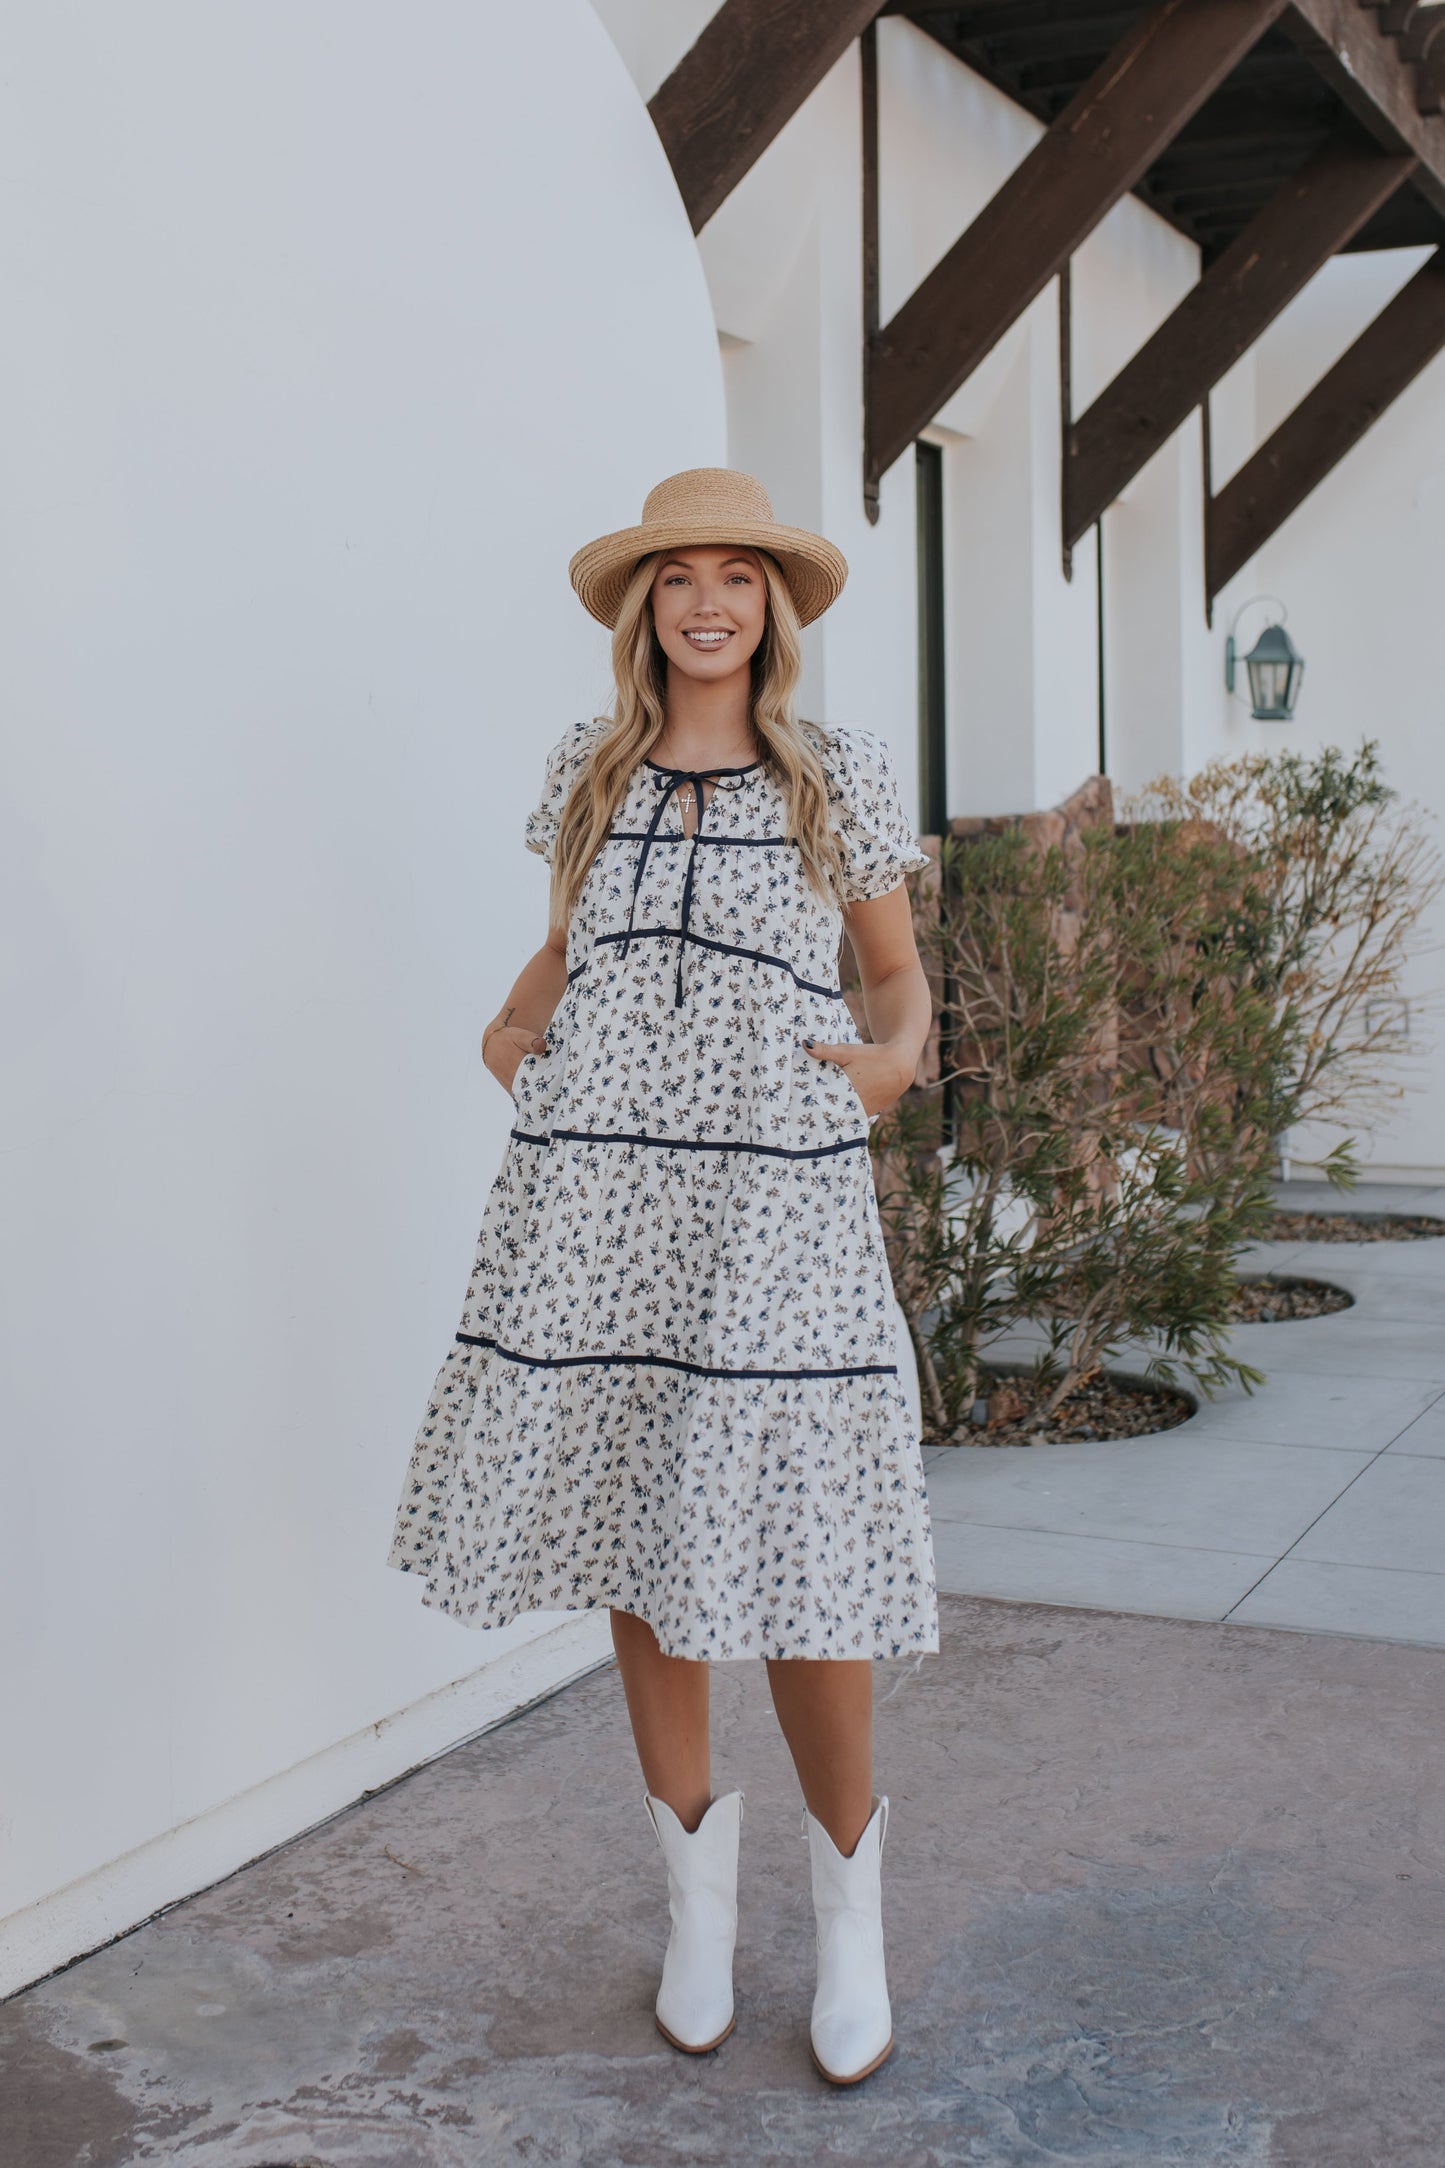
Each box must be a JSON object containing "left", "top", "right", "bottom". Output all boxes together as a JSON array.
[{"left": 802, "top": 1038, "right": 848, "bottom": 1062}]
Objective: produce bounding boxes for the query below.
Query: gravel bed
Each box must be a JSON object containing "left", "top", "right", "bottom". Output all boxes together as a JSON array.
[
  {"left": 1259, "top": 1210, "right": 1445, "bottom": 1243},
  {"left": 943, "top": 1366, "right": 1195, "bottom": 1448},
  {"left": 1230, "top": 1274, "right": 1354, "bottom": 1322}
]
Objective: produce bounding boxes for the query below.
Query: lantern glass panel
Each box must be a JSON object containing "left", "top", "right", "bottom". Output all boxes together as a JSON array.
[
  {"left": 1248, "top": 658, "right": 1283, "bottom": 711},
  {"left": 1242, "top": 623, "right": 1303, "bottom": 721}
]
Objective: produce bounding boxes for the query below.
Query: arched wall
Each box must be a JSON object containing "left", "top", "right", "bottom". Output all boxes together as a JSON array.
[{"left": 0, "top": 0, "right": 725, "bottom": 1988}]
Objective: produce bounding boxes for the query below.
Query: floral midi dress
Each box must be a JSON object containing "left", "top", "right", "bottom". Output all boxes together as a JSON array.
[{"left": 386, "top": 719, "right": 940, "bottom": 1662}]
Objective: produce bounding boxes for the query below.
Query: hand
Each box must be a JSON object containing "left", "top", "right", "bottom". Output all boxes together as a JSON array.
[
  {"left": 482, "top": 1022, "right": 548, "bottom": 1095},
  {"left": 802, "top": 1036, "right": 915, "bottom": 1118}
]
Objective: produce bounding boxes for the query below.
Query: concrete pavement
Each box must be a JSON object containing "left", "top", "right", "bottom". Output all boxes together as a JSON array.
[
  {"left": 5, "top": 1593, "right": 1444, "bottom": 2167},
  {"left": 928, "top": 1180, "right": 1445, "bottom": 1650},
  {"left": 6, "top": 1180, "right": 1444, "bottom": 2165}
]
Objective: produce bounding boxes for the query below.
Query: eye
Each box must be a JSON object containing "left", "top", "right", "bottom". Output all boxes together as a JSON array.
[{"left": 727, "top": 572, "right": 753, "bottom": 585}]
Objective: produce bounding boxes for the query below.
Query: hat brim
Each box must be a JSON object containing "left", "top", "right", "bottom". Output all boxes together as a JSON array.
[{"left": 568, "top": 517, "right": 848, "bottom": 630}]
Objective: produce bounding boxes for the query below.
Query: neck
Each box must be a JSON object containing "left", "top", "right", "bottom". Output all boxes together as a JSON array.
[{"left": 655, "top": 660, "right": 755, "bottom": 767}]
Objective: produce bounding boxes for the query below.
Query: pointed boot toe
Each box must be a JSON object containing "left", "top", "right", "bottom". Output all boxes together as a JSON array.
[
  {"left": 805, "top": 1794, "right": 894, "bottom": 2085},
  {"left": 809, "top": 2014, "right": 895, "bottom": 2087},
  {"left": 644, "top": 1788, "right": 743, "bottom": 2053}
]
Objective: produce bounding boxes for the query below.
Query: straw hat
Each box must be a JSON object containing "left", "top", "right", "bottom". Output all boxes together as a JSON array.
[{"left": 568, "top": 468, "right": 848, "bottom": 630}]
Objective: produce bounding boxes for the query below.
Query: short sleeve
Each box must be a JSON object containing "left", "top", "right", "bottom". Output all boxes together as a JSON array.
[
  {"left": 523, "top": 721, "right": 605, "bottom": 865},
  {"left": 817, "top": 726, "right": 931, "bottom": 904}
]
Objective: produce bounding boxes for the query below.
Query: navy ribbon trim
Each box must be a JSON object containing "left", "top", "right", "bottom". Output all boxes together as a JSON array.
[
  {"left": 620, "top": 765, "right": 759, "bottom": 1008},
  {"left": 508, "top": 1125, "right": 866, "bottom": 1159},
  {"left": 608, "top": 832, "right": 796, "bottom": 848},
  {"left": 591, "top": 927, "right": 844, "bottom": 999},
  {"left": 453, "top": 1329, "right": 897, "bottom": 1381}
]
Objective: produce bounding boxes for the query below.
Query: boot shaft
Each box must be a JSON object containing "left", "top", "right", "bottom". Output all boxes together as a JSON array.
[
  {"left": 804, "top": 1794, "right": 889, "bottom": 1924},
  {"left": 645, "top": 1787, "right": 744, "bottom": 1911}
]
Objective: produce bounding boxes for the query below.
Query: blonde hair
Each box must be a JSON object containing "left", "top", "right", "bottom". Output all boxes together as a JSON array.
[{"left": 548, "top": 550, "right": 845, "bottom": 928}]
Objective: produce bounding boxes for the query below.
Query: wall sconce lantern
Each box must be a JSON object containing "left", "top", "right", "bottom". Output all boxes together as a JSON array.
[{"left": 1225, "top": 597, "right": 1305, "bottom": 722}]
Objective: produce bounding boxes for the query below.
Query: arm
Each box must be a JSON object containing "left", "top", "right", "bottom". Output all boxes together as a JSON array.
[
  {"left": 481, "top": 924, "right": 571, "bottom": 1093},
  {"left": 803, "top": 882, "right": 932, "bottom": 1116}
]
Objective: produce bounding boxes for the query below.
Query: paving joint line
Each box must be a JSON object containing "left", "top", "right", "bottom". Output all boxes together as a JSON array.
[
  {"left": 931, "top": 1515, "right": 1280, "bottom": 1563},
  {"left": 1222, "top": 1411, "right": 1434, "bottom": 1621}
]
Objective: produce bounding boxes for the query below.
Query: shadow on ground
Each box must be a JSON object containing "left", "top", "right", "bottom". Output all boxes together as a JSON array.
[{"left": 4, "top": 1593, "right": 1443, "bottom": 2166}]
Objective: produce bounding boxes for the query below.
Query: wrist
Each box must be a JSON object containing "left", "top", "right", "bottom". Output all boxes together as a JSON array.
[{"left": 880, "top": 1037, "right": 921, "bottom": 1095}]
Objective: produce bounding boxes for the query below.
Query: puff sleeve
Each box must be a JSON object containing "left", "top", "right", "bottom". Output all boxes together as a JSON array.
[
  {"left": 523, "top": 720, "right": 604, "bottom": 864},
  {"left": 819, "top": 725, "right": 931, "bottom": 903}
]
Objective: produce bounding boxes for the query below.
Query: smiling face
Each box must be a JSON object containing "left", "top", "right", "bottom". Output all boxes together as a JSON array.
[{"left": 648, "top": 544, "right": 769, "bottom": 683}]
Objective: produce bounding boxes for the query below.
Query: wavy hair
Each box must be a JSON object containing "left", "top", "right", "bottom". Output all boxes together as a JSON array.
[{"left": 547, "top": 550, "right": 845, "bottom": 928}]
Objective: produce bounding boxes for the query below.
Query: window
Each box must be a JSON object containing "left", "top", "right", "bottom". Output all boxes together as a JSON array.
[{"left": 915, "top": 441, "right": 947, "bottom": 837}]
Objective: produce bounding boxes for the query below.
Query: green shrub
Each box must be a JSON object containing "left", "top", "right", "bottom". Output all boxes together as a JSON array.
[{"left": 880, "top": 742, "right": 1440, "bottom": 1442}]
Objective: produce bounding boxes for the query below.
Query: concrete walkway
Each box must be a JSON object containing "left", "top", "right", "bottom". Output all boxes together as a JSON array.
[
  {"left": 927, "top": 1181, "right": 1445, "bottom": 1650},
  {"left": 5, "top": 1593, "right": 1444, "bottom": 2167},
  {"left": 6, "top": 1183, "right": 1445, "bottom": 2165}
]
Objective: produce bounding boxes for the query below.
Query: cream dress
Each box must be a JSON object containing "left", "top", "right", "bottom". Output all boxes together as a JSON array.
[{"left": 387, "top": 721, "right": 939, "bottom": 1661}]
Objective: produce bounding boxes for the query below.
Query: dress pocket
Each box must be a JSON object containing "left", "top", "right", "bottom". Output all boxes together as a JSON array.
[
  {"left": 835, "top": 1060, "right": 870, "bottom": 1122},
  {"left": 815, "top": 1051, "right": 871, "bottom": 1138},
  {"left": 509, "top": 1049, "right": 541, "bottom": 1106}
]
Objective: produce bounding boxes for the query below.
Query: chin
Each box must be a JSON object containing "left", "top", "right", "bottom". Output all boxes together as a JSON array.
[{"left": 669, "top": 643, "right": 756, "bottom": 678}]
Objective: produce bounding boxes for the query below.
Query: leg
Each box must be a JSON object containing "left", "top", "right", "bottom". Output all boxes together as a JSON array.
[
  {"left": 612, "top": 1609, "right": 740, "bottom": 2054},
  {"left": 610, "top": 1607, "right": 712, "bottom": 1832},
  {"left": 764, "top": 1657, "right": 873, "bottom": 1855},
  {"left": 767, "top": 1657, "right": 892, "bottom": 2084}
]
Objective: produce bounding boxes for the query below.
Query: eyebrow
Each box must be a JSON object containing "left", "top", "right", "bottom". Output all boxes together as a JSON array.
[{"left": 659, "top": 554, "right": 758, "bottom": 573}]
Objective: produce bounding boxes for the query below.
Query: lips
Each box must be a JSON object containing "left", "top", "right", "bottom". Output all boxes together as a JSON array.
[{"left": 683, "top": 629, "right": 734, "bottom": 649}]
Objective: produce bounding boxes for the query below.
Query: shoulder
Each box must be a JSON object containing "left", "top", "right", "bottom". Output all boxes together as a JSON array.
[
  {"left": 543, "top": 716, "right": 610, "bottom": 777},
  {"left": 801, "top": 721, "right": 901, "bottom": 803},
  {"left": 524, "top": 718, "right": 610, "bottom": 859},
  {"left": 801, "top": 722, "right": 929, "bottom": 901}
]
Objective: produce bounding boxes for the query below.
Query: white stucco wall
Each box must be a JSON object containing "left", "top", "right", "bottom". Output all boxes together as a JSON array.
[
  {"left": 1218, "top": 251, "right": 1445, "bottom": 1178},
  {"left": 0, "top": 0, "right": 725, "bottom": 1992},
  {"left": 591, "top": 9, "right": 1214, "bottom": 825},
  {"left": 609, "top": 2, "right": 1445, "bottom": 1176}
]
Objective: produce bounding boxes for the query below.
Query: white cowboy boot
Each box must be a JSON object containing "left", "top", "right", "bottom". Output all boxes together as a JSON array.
[
  {"left": 643, "top": 1788, "right": 744, "bottom": 2053},
  {"left": 804, "top": 1794, "right": 894, "bottom": 2084}
]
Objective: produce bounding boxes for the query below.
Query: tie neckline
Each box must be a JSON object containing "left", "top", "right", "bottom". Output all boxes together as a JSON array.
[
  {"left": 623, "top": 763, "right": 762, "bottom": 1005},
  {"left": 642, "top": 756, "right": 762, "bottom": 777}
]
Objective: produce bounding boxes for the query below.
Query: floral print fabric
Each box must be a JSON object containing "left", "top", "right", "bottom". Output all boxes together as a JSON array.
[{"left": 386, "top": 722, "right": 939, "bottom": 1661}]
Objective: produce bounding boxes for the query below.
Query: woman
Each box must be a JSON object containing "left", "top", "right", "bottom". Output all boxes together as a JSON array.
[{"left": 388, "top": 468, "right": 938, "bottom": 2085}]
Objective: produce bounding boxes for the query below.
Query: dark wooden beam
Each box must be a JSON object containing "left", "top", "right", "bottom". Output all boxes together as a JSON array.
[
  {"left": 1208, "top": 246, "right": 1445, "bottom": 593},
  {"left": 1400, "top": 6, "right": 1445, "bottom": 61},
  {"left": 1422, "top": 38, "right": 1445, "bottom": 114},
  {"left": 1343, "top": 188, "right": 1445, "bottom": 245},
  {"left": 1284, "top": 0, "right": 1445, "bottom": 216},
  {"left": 862, "top": 19, "right": 881, "bottom": 525},
  {"left": 649, "top": 0, "right": 883, "bottom": 234},
  {"left": 1064, "top": 138, "right": 1415, "bottom": 547},
  {"left": 968, "top": 20, "right": 1142, "bottom": 71},
  {"left": 865, "top": 0, "right": 1289, "bottom": 489}
]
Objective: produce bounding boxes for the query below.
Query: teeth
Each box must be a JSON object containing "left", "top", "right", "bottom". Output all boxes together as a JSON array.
[{"left": 686, "top": 630, "right": 731, "bottom": 644}]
